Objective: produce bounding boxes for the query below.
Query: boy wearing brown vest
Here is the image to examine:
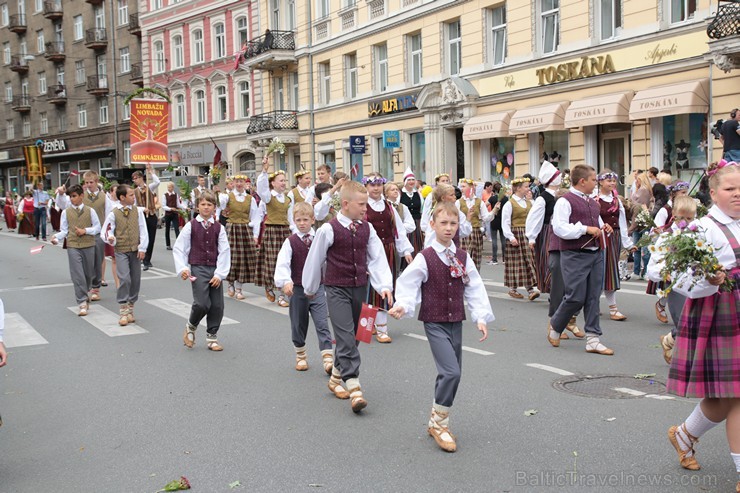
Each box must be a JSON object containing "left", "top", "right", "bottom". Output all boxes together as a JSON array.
[{"left": 51, "top": 185, "right": 102, "bottom": 316}]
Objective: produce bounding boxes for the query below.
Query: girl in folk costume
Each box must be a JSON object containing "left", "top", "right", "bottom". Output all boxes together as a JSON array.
[
  {"left": 665, "top": 161, "right": 740, "bottom": 491},
  {"left": 501, "top": 178, "right": 540, "bottom": 300},
  {"left": 525, "top": 161, "right": 561, "bottom": 294},
  {"left": 399, "top": 168, "right": 424, "bottom": 256},
  {"left": 4, "top": 191, "right": 17, "bottom": 230},
  {"left": 17, "top": 191, "right": 35, "bottom": 237},
  {"left": 421, "top": 184, "right": 472, "bottom": 248},
  {"left": 458, "top": 179, "right": 493, "bottom": 270},
  {"left": 423, "top": 173, "right": 453, "bottom": 211},
  {"left": 288, "top": 170, "right": 315, "bottom": 205},
  {"left": 219, "top": 174, "right": 262, "bottom": 301},
  {"left": 257, "top": 156, "right": 296, "bottom": 308},
  {"left": 596, "top": 170, "right": 635, "bottom": 321},
  {"left": 386, "top": 181, "right": 417, "bottom": 272},
  {"left": 362, "top": 173, "right": 414, "bottom": 343}
]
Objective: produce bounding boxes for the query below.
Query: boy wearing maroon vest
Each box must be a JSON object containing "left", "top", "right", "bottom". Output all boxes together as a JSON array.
[
  {"left": 274, "top": 202, "right": 336, "bottom": 377},
  {"left": 302, "top": 181, "right": 393, "bottom": 413},
  {"left": 390, "top": 202, "right": 493, "bottom": 453},
  {"left": 173, "top": 191, "right": 231, "bottom": 351},
  {"left": 547, "top": 165, "right": 614, "bottom": 356}
]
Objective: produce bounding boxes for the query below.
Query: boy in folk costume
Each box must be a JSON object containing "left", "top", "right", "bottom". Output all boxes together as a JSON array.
[
  {"left": 501, "top": 178, "right": 540, "bottom": 300},
  {"left": 302, "top": 180, "right": 394, "bottom": 412},
  {"left": 458, "top": 178, "right": 493, "bottom": 270},
  {"left": 362, "top": 173, "right": 414, "bottom": 343},
  {"left": 218, "top": 175, "right": 262, "bottom": 301},
  {"left": 51, "top": 185, "right": 102, "bottom": 316},
  {"left": 665, "top": 161, "right": 740, "bottom": 490},
  {"left": 400, "top": 168, "right": 424, "bottom": 256},
  {"left": 190, "top": 175, "right": 209, "bottom": 220},
  {"left": 101, "top": 185, "right": 149, "bottom": 327},
  {"left": 546, "top": 165, "right": 615, "bottom": 356},
  {"left": 421, "top": 184, "right": 472, "bottom": 248},
  {"left": 389, "top": 202, "right": 493, "bottom": 453},
  {"left": 162, "top": 182, "right": 183, "bottom": 251},
  {"left": 174, "top": 192, "right": 231, "bottom": 352},
  {"left": 275, "top": 202, "right": 335, "bottom": 374},
  {"left": 131, "top": 164, "right": 160, "bottom": 271},
  {"left": 257, "top": 157, "right": 296, "bottom": 308},
  {"left": 288, "top": 170, "right": 315, "bottom": 205}
]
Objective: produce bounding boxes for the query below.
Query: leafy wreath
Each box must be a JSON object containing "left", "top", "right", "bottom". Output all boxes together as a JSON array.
[{"left": 124, "top": 87, "right": 171, "bottom": 105}]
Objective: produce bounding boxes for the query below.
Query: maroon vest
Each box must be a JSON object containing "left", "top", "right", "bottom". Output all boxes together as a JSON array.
[
  {"left": 558, "top": 192, "right": 602, "bottom": 251},
  {"left": 598, "top": 197, "right": 620, "bottom": 230},
  {"left": 547, "top": 224, "right": 561, "bottom": 252},
  {"left": 324, "top": 218, "right": 370, "bottom": 287},
  {"left": 365, "top": 202, "right": 395, "bottom": 245},
  {"left": 662, "top": 205, "right": 674, "bottom": 231},
  {"left": 419, "top": 247, "right": 467, "bottom": 323},
  {"left": 288, "top": 233, "right": 310, "bottom": 287},
  {"left": 165, "top": 192, "right": 178, "bottom": 217},
  {"left": 187, "top": 219, "right": 222, "bottom": 266}
]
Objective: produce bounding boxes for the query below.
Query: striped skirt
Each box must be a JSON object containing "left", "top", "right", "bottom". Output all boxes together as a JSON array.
[
  {"left": 602, "top": 230, "right": 622, "bottom": 292},
  {"left": 462, "top": 228, "right": 484, "bottom": 270},
  {"left": 257, "top": 224, "right": 291, "bottom": 289},
  {"left": 667, "top": 269, "right": 740, "bottom": 398},
  {"left": 226, "top": 223, "right": 259, "bottom": 284},
  {"left": 409, "top": 219, "right": 424, "bottom": 255},
  {"left": 368, "top": 242, "right": 397, "bottom": 309},
  {"left": 534, "top": 227, "right": 552, "bottom": 293},
  {"left": 504, "top": 227, "right": 537, "bottom": 289}
]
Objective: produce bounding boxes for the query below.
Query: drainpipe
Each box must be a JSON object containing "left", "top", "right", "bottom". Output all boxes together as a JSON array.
[
  {"left": 306, "top": 0, "right": 315, "bottom": 177},
  {"left": 109, "top": 0, "right": 120, "bottom": 167}
]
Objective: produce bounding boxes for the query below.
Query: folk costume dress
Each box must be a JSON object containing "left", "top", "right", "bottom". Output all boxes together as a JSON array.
[
  {"left": 219, "top": 190, "right": 262, "bottom": 286},
  {"left": 400, "top": 187, "right": 424, "bottom": 255},
  {"left": 457, "top": 195, "right": 493, "bottom": 270},
  {"left": 501, "top": 195, "right": 538, "bottom": 291},
  {"left": 3, "top": 195, "right": 16, "bottom": 230},
  {"left": 18, "top": 197, "right": 35, "bottom": 236},
  {"left": 597, "top": 191, "right": 633, "bottom": 292},
  {"left": 647, "top": 200, "right": 675, "bottom": 296},
  {"left": 256, "top": 171, "right": 296, "bottom": 296}
]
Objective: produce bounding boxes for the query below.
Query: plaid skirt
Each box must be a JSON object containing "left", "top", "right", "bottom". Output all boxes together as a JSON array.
[
  {"left": 645, "top": 280, "right": 665, "bottom": 295},
  {"left": 602, "top": 231, "right": 622, "bottom": 292},
  {"left": 534, "top": 227, "right": 552, "bottom": 293},
  {"left": 257, "top": 224, "right": 291, "bottom": 289},
  {"left": 368, "top": 242, "right": 397, "bottom": 309},
  {"left": 667, "top": 269, "right": 740, "bottom": 398},
  {"left": 227, "top": 223, "right": 259, "bottom": 284},
  {"left": 504, "top": 227, "right": 537, "bottom": 289},
  {"left": 463, "top": 228, "right": 484, "bottom": 270}
]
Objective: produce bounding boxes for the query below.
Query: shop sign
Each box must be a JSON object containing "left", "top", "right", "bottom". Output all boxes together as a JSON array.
[
  {"left": 130, "top": 98, "right": 169, "bottom": 164},
  {"left": 382, "top": 130, "right": 400, "bottom": 148},
  {"left": 349, "top": 136, "right": 366, "bottom": 154},
  {"left": 535, "top": 55, "right": 616, "bottom": 86},
  {"left": 368, "top": 94, "right": 418, "bottom": 118},
  {"left": 35, "top": 138, "right": 67, "bottom": 153}
]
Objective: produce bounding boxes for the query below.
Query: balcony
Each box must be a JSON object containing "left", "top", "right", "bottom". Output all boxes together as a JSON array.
[
  {"left": 9, "top": 55, "right": 29, "bottom": 74},
  {"left": 246, "top": 111, "right": 299, "bottom": 145},
  {"left": 128, "top": 13, "right": 141, "bottom": 36},
  {"left": 44, "top": 41, "right": 65, "bottom": 62},
  {"left": 705, "top": 0, "right": 740, "bottom": 72},
  {"left": 87, "top": 75, "right": 109, "bottom": 95},
  {"left": 46, "top": 85, "right": 67, "bottom": 105},
  {"left": 8, "top": 14, "right": 27, "bottom": 34},
  {"left": 240, "top": 30, "right": 296, "bottom": 71},
  {"left": 43, "top": 1, "right": 63, "bottom": 20},
  {"left": 85, "top": 0, "right": 104, "bottom": 4},
  {"left": 11, "top": 95, "right": 32, "bottom": 113},
  {"left": 85, "top": 28, "right": 108, "bottom": 50},
  {"left": 130, "top": 63, "right": 143, "bottom": 86}
]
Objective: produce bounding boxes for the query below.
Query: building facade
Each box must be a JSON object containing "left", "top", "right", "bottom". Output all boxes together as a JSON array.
[{"left": 0, "top": 0, "right": 143, "bottom": 191}]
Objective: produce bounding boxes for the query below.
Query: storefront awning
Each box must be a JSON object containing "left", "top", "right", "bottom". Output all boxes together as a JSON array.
[
  {"left": 40, "top": 147, "right": 116, "bottom": 160},
  {"left": 462, "top": 111, "right": 515, "bottom": 141},
  {"left": 629, "top": 79, "right": 709, "bottom": 121},
  {"left": 564, "top": 92, "right": 634, "bottom": 128},
  {"left": 509, "top": 102, "right": 570, "bottom": 135}
]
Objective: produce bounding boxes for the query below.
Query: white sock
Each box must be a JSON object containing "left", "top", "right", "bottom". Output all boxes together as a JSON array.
[
  {"left": 549, "top": 328, "right": 560, "bottom": 340},
  {"left": 375, "top": 311, "right": 387, "bottom": 330},
  {"left": 604, "top": 290, "right": 617, "bottom": 306},
  {"left": 586, "top": 335, "right": 607, "bottom": 351},
  {"left": 235, "top": 281, "right": 242, "bottom": 290},
  {"left": 684, "top": 403, "right": 721, "bottom": 439},
  {"left": 657, "top": 297, "right": 667, "bottom": 308},
  {"left": 731, "top": 452, "right": 740, "bottom": 474}
]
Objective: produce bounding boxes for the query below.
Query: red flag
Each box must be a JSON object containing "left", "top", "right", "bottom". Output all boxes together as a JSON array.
[
  {"left": 70, "top": 169, "right": 79, "bottom": 177},
  {"left": 355, "top": 303, "right": 379, "bottom": 344},
  {"left": 350, "top": 162, "right": 359, "bottom": 177},
  {"left": 30, "top": 245, "right": 44, "bottom": 255},
  {"left": 211, "top": 138, "right": 222, "bottom": 167}
]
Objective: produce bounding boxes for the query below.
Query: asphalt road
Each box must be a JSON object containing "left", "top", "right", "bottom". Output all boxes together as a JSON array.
[{"left": 0, "top": 228, "right": 735, "bottom": 493}]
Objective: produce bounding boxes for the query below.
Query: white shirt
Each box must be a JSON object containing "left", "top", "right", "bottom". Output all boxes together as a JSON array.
[
  {"left": 501, "top": 195, "right": 530, "bottom": 241},
  {"left": 287, "top": 185, "right": 315, "bottom": 205},
  {"left": 274, "top": 229, "right": 315, "bottom": 288},
  {"left": 256, "top": 171, "right": 297, "bottom": 233},
  {"left": 654, "top": 199, "right": 673, "bottom": 229},
  {"left": 551, "top": 188, "right": 605, "bottom": 250},
  {"left": 394, "top": 240, "right": 495, "bottom": 324},
  {"left": 218, "top": 191, "right": 263, "bottom": 237},
  {"left": 390, "top": 199, "right": 416, "bottom": 234},
  {"left": 56, "top": 187, "right": 116, "bottom": 220},
  {"left": 421, "top": 206, "right": 472, "bottom": 248},
  {"left": 598, "top": 192, "right": 633, "bottom": 249},
  {"left": 190, "top": 185, "right": 207, "bottom": 206},
  {"left": 301, "top": 212, "right": 393, "bottom": 297},
  {"left": 0, "top": 298, "right": 4, "bottom": 343},
  {"left": 367, "top": 196, "right": 413, "bottom": 256},
  {"left": 100, "top": 205, "right": 149, "bottom": 252},
  {"left": 314, "top": 191, "right": 338, "bottom": 221},
  {"left": 53, "top": 204, "right": 101, "bottom": 242},
  {"left": 459, "top": 196, "right": 493, "bottom": 226},
  {"left": 172, "top": 215, "right": 231, "bottom": 281},
  {"left": 525, "top": 188, "right": 557, "bottom": 244},
  {"left": 161, "top": 192, "right": 184, "bottom": 212}
]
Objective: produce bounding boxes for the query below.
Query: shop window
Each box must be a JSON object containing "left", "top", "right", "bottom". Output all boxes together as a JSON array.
[
  {"left": 490, "top": 137, "right": 516, "bottom": 185},
  {"left": 409, "top": 132, "right": 426, "bottom": 182},
  {"left": 537, "top": 131, "right": 569, "bottom": 168},
  {"left": 662, "top": 114, "right": 707, "bottom": 171},
  {"left": 375, "top": 138, "right": 393, "bottom": 178}
]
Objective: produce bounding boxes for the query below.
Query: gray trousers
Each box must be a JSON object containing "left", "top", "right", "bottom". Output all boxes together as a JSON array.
[
  {"left": 325, "top": 285, "right": 364, "bottom": 381},
  {"left": 68, "top": 246, "right": 95, "bottom": 304},
  {"left": 667, "top": 290, "right": 687, "bottom": 339},
  {"left": 290, "top": 285, "right": 333, "bottom": 351},
  {"left": 91, "top": 236, "right": 104, "bottom": 289},
  {"left": 425, "top": 322, "right": 463, "bottom": 408},
  {"left": 548, "top": 251, "right": 563, "bottom": 318},
  {"left": 550, "top": 250, "right": 603, "bottom": 336},
  {"left": 188, "top": 264, "right": 224, "bottom": 335},
  {"left": 115, "top": 251, "right": 142, "bottom": 304}
]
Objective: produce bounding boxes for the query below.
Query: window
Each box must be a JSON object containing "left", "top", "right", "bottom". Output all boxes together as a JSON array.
[
  {"left": 192, "top": 29, "right": 204, "bottom": 64},
  {"left": 175, "top": 94, "right": 185, "bottom": 127},
  {"left": 215, "top": 86, "right": 227, "bottom": 121},
  {"left": 17, "top": 0, "right": 24, "bottom": 15},
  {"left": 151, "top": 0, "right": 162, "bottom": 9},
  {"left": 78, "top": 104, "right": 87, "bottom": 128},
  {"left": 213, "top": 23, "right": 225, "bottom": 59},
  {"left": 153, "top": 40, "right": 165, "bottom": 73},
  {"left": 54, "top": 22, "right": 62, "bottom": 42},
  {"left": 57, "top": 109, "right": 66, "bottom": 132},
  {"left": 97, "top": 53, "right": 107, "bottom": 79},
  {"left": 6, "top": 120, "right": 14, "bottom": 140},
  {"left": 661, "top": 114, "right": 707, "bottom": 169},
  {"left": 236, "top": 17, "right": 249, "bottom": 47},
  {"left": 22, "top": 116, "right": 30, "bottom": 137},
  {"left": 239, "top": 81, "right": 251, "bottom": 117},
  {"left": 98, "top": 99, "right": 108, "bottom": 124},
  {"left": 599, "top": 0, "right": 621, "bottom": 40},
  {"left": 118, "top": 0, "right": 128, "bottom": 26},
  {"left": 21, "top": 78, "right": 28, "bottom": 96},
  {"left": 39, "top": 111, "right": 48, "bottom": 134},
  {"left": 194, "top": 89, "right": 205, "bottom": 124},
  {"left": 56, "top": 65, "right": 64, "bottom": 85},
  {"left": 274, "top": 76, "right": 284, "bottom": 110},
  {"left": 408, "top": 33, "right": 422, "bottom": 85},
  {"left": 122, "top": 101, "right": 130, "bottom": 120},
  {"left": 75, "top": 60, "right": 85, "bottom": 84},
  {"left": 409, "top": 132, "right": 426, "bottom": 182},
  {"left": 172, "top": 35, "right": 183, "bottom": 68},
  {"left": 489, "top": 5, "right": 507, "bottom": 66},
  {"left": 287, "top": 0, "right": 296, "bottom": 30},
  {"left": 36, "top": 29, "right": 45, "bottom": 54},
  {"left": 290, "top": 72, "right": 298, "bottom": 110},
  {"left": 37, "top": 71, "right": 46, "bottom": 94},
  {"left": 345, "top": 54, "right": 357, "bottom": 99},
  {"left": 35, "top": 0, "right": 41, "bottom": 13},
  {"left": 318, "top": 62, "right": 330, "bottom": 104},
  {"left": 317, "top": 0, "right": 329, "bottom": 18},
  {"left": 122, "top": 140, "right": 130, "bottom": 165},
  {"left": 271, "top": 0, "right": 280, "bottom": 29},
  {"left": 670, "top": 0, "right": 696, "bottom": 23},
  {"left": 446, "top": 20, "right": 462, "bottom": 75},
  {"left": 19, "top": 40, "right": 26, "bottom": 55},
  {"left": 374, "top": 44, "right": 388, "bottom": 93},
  {"left": 73, "top": 15, "right": 83, "bottom": 41},
  {"left": 490, "top": 137, "right": 517, "bottom": 185},
  {"left": 1, "top": 5, "right": 8, "bottom": 27},
  {"left": 540, "top": 0, "right": 559, "bottom": 54},
  {"left": 119, "top": 47, "right": 130, "bottom": 73},
  {"left": 3, "top": 42, "right": 10, "bottom": 65},
  {"left": 4, "top": 82, "right": 12, "bottom": 102}
]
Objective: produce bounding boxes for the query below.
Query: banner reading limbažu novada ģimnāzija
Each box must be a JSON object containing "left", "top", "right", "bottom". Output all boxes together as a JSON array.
[{"left": 129, "top": 98, "right": 169, "bottom": 165}]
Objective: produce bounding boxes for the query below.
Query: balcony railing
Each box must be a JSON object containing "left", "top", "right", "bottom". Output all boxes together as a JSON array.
[
  {"left": 43, "top": 1, "right": 63, "bottom": 19},
  {"left": 11, "top": 95, "right": 32, "bottom": 112},
  {"left": 243, "top": 30, "right": 296, "bottom": 59},
  {"left": 85, "top": 0, "right": 104, "bottom": 4},
  {"left": 130, "top": 63, "right": 143, "bottom": 85},
  {"left": 87, "top": 75, "right": 109, "bottom": 95},
  {"left": 9, "top": 55, "right": 29, "bottom": 73},
  {"left": 85, "top": 28, "right": 108, "bottom": 49},
  {"left": 128, "top": 13, "right": 141, "bottom": 35},
  {"left": 44, "top": 41, "right": 65, "bottom": 62},
  {"left": 707, "top": 0, "right": 740, "bottom": 39},
  {"left": 8, "top": 14, "right": 27, "bottom": 33},
  {"left": 46, "top": 85, "right": 67, "bottom": 104},
  {"left": 246, "top": 111, "right": 298, "bottom": 134}
]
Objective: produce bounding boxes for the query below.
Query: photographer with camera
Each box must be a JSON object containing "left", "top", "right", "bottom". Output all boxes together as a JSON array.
[{"left": 719, "top": 108, "right": 740, "bottom": 162}]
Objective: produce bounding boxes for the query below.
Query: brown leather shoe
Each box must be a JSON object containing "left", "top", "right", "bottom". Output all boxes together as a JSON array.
[
  {"left": 508, "top": 290, "right": 524, "bottom": 299},
  {"left": 277, "top": 295, "right": 290, "bottom": 308},
  {"left": 660, "top": 334, "right": 674, "bottom": 365},
  {"left": 375, "top": 331, "right": 392, "bottom": 343},
  {"left": 183, "top": 325, "right": 196, "bottom": 349},
  {"left": 586, "top": 345, "right": 615, "bottom": 356},
  {"left": 559, "top": 332, "right": 569, "bottom": 340},
  {"left": 668, "top": 425, "right": 701, "bottom": 470},
  {"left": 328, "top": 379, "right": 350, "bottom": 399},
  {"left": 566, "top": 317, "right": 585, "bottom": 338},
  {"left": 349, "top": 387, "right": 367, "bottom": 413},
  {"left": 655, "top": 301, "right": 669, "bottom": 324},
  {"left": 265, "top": 288, "right": 276, "bottom": 303},
  {"left": 546, "top": 323, "right": 560, "bottom": 348},
  {"left": 206, "top": 338, "right": 223, "bottom": 351},
  {"left": 528, "top": 290, "right": 540, "bottom": 301}
]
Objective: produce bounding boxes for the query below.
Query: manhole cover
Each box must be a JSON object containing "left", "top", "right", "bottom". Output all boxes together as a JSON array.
[{"left": 553, "top": 374, "right": 667, "bottom": 399}]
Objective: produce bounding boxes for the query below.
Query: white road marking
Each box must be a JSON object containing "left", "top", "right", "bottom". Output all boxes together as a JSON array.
[
  {"left": 404, "top": 333, "right": 495, "bottom": 355},
  {"left": 147, "top": 267, "right": 177, "bottom": 277},
  {"left": 525, "top": 363, "right": 575, "bottom": 376},
  {"left": 68, "top": 306, "right": 148, "bottom": 337},
  {"left": 3, "top": 313, "right": 49, "bottom": 348},
  {"left": 613, "top": 387, "right": 646, "bottom": 396},
  {"left": 646, "top": 394, "right": 675, "bottom": 400},
  {"left": 0, "top": 274, "right": 170, "bottom": 293},
  {"left": 233, "top": 291, "right": 290, "bottom": 316},
  {"left": 145, "top": 298, "right": 239, "bottom": 326},
  {"left": 483, "top": 280, "right": 647, "bottom": 297}
]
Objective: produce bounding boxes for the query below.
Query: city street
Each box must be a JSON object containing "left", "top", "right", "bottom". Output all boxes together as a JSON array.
[{"left": 0, "top": 230, "right": 734, "bottom": 492}]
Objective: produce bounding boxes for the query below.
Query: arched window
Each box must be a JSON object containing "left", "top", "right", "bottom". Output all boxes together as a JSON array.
[
  {"left": 194, "top": 89, "right": 205, "bottom": 124},
  {"left": 213, "top": 23, "right": 225, "bottom": 59},
  {"left": 238, "top": 81, "right": 250, "bottom": 118},
  {"left": 153, "top": 40, "right": 165, "bottom": 74},
  {"left": 192, "top": 29, "right": 204, "bottom": 64},
  {"left": 172, "top": 35, "right": 183, "bottom": 68},
  {"left": 215, "top": 85, "right": 227, "bottom": 122},
  {"left": 175, "top": 94, "right": 185, "bottom": 128}
]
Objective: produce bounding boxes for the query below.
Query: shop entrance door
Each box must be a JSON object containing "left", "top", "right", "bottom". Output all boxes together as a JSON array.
[{"left": 600, "top": 132, "right": 630, "bottom": 196}]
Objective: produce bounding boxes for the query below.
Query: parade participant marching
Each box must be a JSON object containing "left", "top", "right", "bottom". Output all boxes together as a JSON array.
[
  {"left": 275, "top": 202, "right": 335, "bottom": 374},
  {"left": 596, "top": 170, "right": 635, "bottom": 321},
  {"left": 389, "top": 201, "right": 493, "bottom": 453},
  {"left": 665, "top": 161, "right": 740, "bottom": 490},
  {"left": 101, "top": 185, "right": 148, "bottom": 327},
  {"left": 302, "top": 180, "right": 394, "bottom": 412},
  {"left": 400, "top": 168, "right": 424, "bottom": 257},
  {"left": 3, "top": 191, "right": 17, "bottom": 231},
  {"left": 423, "top": 173, "right": 453, "bottom": 211},
  {"left": 362, "top": 172, "right": 414, "bottom": 343},
  {"left": 313, "top": 183, "right": 337, "bottom": 229},
  {"left": 162, "top": 182, "right": 183, "bottom": 251},
  {"left": 219, "top": 178, "right": 234, "bottom": 227},
  {"left": 525, "top": 161, "right": 561, "bottom": 294},
  {"left": 421, "top": 184, "right": 472, "bottom": 248},
  {"left": 190, "top": 175, "right": 209, "bottom": 220},
  {"left": 288, "top": 170, "right": 315, "bottom": 205},
  {"left": 384, "top": 182, "right": 416, "bottom": 238},
  {"left": 256, "top": 156, "right": 296, "bottom": 308},
  {"left": 50, "top": 185, "right": 102, "bottom": 316},
  {"left": 131, "top": 164, "right": 160, "bottom": 271},
  {"left": 218, "top": 175, "right": 261, "bottom": 300},
  {"left": 458, "top": 178, "right": 493, "bottom": 270},
  {"left": 17, "top": 191, "right": 35, "bottom": 237},
  {"left": 501, "top": 177, "right": 539, "bottom": 300},
  {"left": 174, "top": 191, "right": 230, "bottom": 351}
]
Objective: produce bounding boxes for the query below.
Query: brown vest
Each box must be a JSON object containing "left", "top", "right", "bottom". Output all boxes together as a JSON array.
[
  {"left": 135, "top": 186, "right": 156, "bottom": 215},
  {"left": 458, "top": 198, "right": 482, "bottom": 228},
  {"left": 227, "top": 192, "right": 252, "bottom": 224},
  {"left": 113, "top": 207, "right": 140, "bottom": 253},
  {"left": 83, "top": 190, "right": 106, "bottom": 224},
  {"left": 265, "top": 195, "right": 291, "bottom": 226},
  {"left": 65, "top": 205, "right": 96, "bottom": 249},
  {"left": 510, "top": 198, "right": 531, "bottom": 228},
  {"left": 291, "top": 187, "right": 306, "bottom": 204}
]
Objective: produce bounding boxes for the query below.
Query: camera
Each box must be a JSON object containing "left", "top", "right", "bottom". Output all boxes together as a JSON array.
[{"left": 710, "top": 119, "right": 724, "bottom": 140}]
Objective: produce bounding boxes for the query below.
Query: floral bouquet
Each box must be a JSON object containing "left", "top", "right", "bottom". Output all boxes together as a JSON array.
[
  {"left": 156, "top": 476, "right": 190, "bottom": 492},
  {"left": 16, "top": 212, "right": 24, "bottom": 222},
  {"left": 265, "top": 137, "right": 286, "bottom": 157},
  {"left": 694, "top": 200, "right": 709, "bottom": 219},
  {"left": 634, "top": 208, "right": 654, "bottom": 231},
  {"left": 330, "top": 193, "right": 342, "bottom": 212}
]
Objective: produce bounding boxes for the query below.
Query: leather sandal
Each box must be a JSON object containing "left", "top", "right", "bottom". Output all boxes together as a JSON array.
[
  {"left": 277, "top": 295, "right": 290, "bottom": 308},
  {"left": 183, "top": 325, "right": 196, "bottom": 348},
  {"left": 328, "top": 379, "right": 350, "bottom": 399},
  {"left": 78, "top": 303, "right": 89, "bottom": 317},
  {"left": 668, "top": 425, "right": 700, "bottom": 470},
  {"left": 546, "top": 323, "right": 560, "bottom": 348},
  {"left": 566, "top": 317, "right": 585, "bottom": 338},
  {"left": 227, "top": 285, "right": 235, "bottom": 298},
  {"left": 655, "top": 301, "right": 669, "bottom": 324},
  {"left": 660, "top": 334, "right": 674, "bottom": 365},
  {"left": 528, "top": 289, "right": 540, "bottom": 301},
  {"left": 321, "top": 353, "right": 334, "bottom": 375},
  {"left": 349, "top": 388, "right": 367, "bottom": 413},
  {"left": 508, "top": 290, "right": 524, "bottom": 299},
  {"left": 206, "top": 338, "right": 223, "bottom": 351},
  {"left": 295, "top": 357, "right": 308, "bottom": 371},
  {"left": 265, "top": 288, "right": 276, "bottom": 303},
  {"left": 608, "top": 305, "right": 627, "bottom": 321},
  {"left": 375, "top": 330, "right": 392, "bottom": 343},
  {"left": 235, "top": 291, "right": 245, "bottom": 301}
]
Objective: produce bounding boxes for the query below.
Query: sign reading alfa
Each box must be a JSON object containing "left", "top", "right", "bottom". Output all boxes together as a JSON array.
[
  {"left": 536, "top": 55, "right": 616, "bottom": 86},
  {"left": 36, "top": 138, "right": 67, "bottom": 153},
  {"left": 368, "top": 94, "right": 418, "bottom": 118}
]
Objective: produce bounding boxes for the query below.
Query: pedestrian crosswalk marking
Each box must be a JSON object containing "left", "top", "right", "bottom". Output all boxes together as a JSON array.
[
  {"left": 68, "top": 306, "right": 148, "bottom": 337},
  {"left": 232, "top": 291, "right": 290, "bottom": 316},
  {"left": 145, "top": 298, "right": 239, "bottom": 326},
  {"left": 3, "top": 313, "right": 49, "bottom": 348},
  {"left": 404, "top": 333, "right": 495, "bottom": 355},
  {"left": 526, "top": 363, "right": 575, "bottom": 376}
]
